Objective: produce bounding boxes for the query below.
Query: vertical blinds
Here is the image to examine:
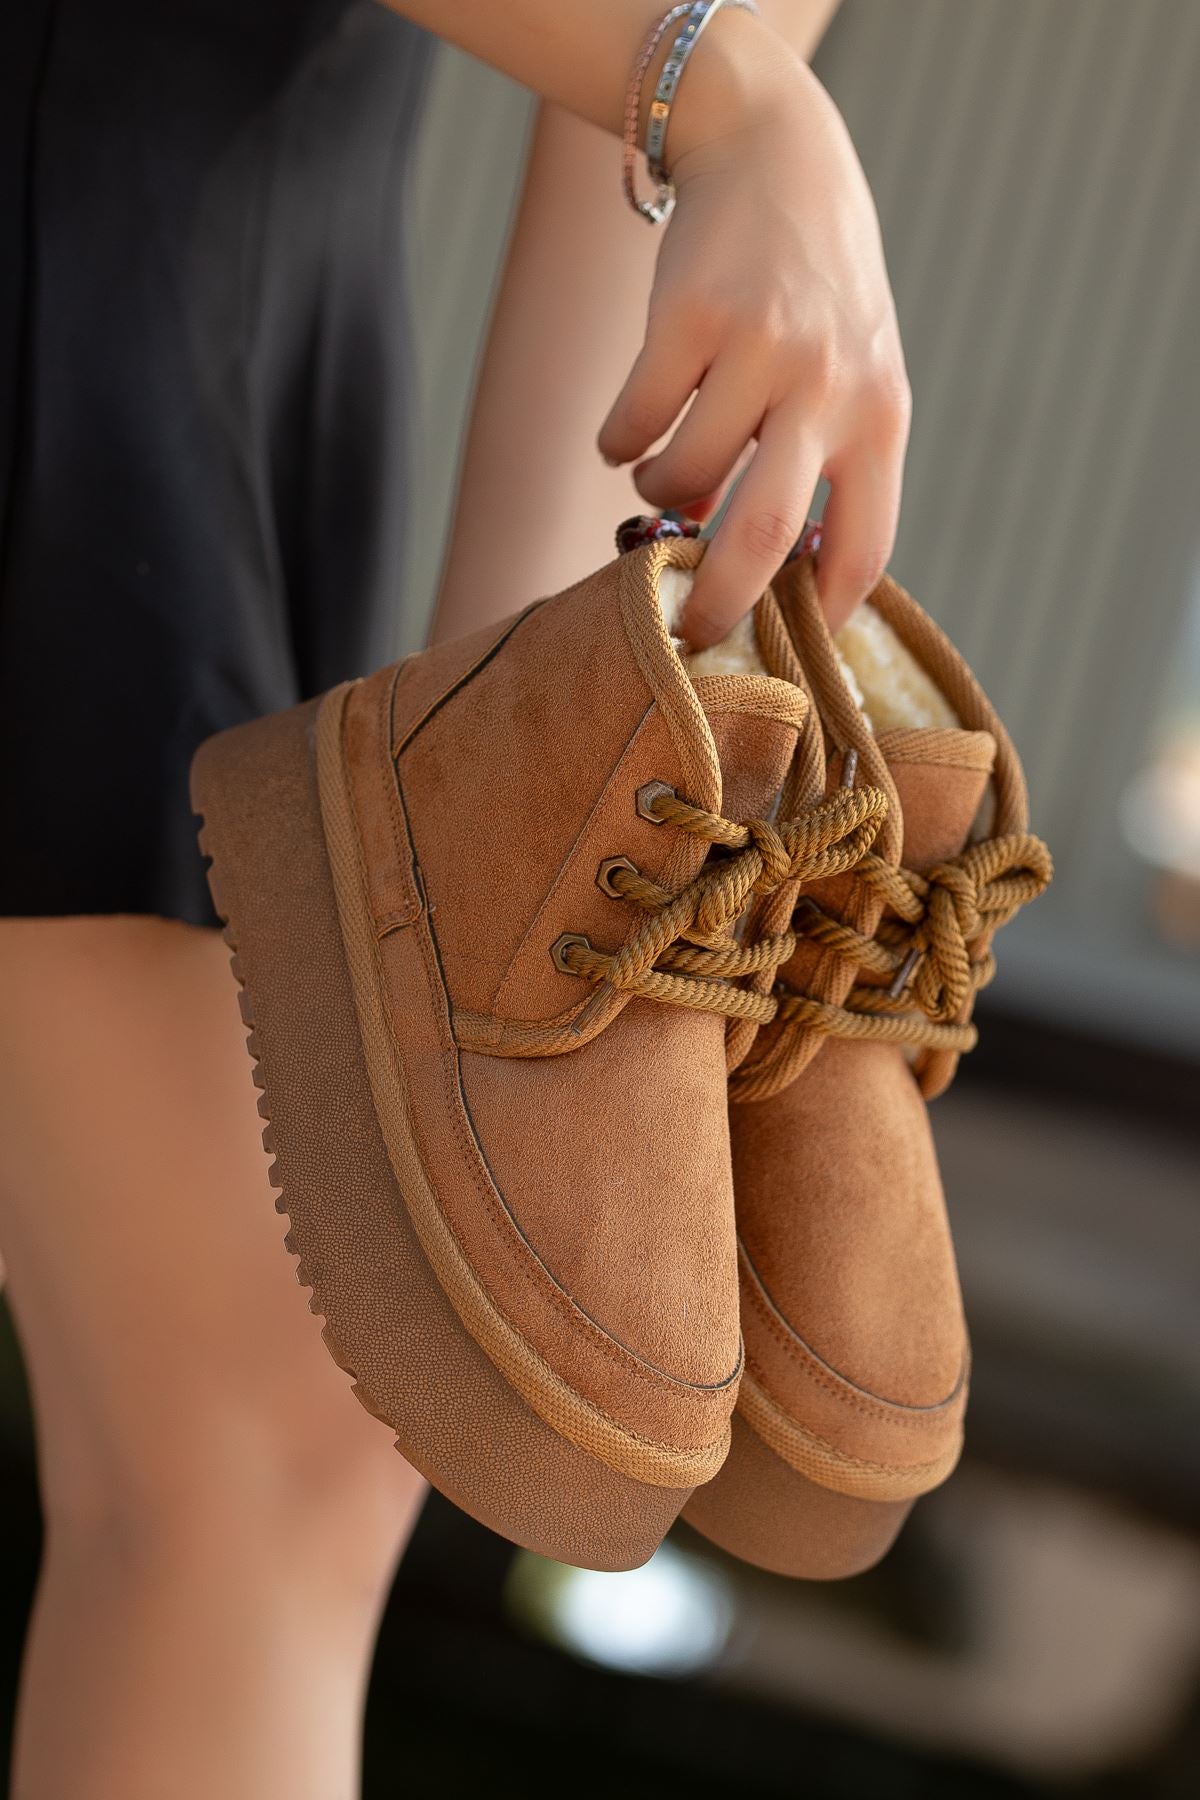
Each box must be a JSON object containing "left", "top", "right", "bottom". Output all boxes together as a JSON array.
[{"left": 817, "top": 0, "right": 1200, "bottom": 1051}]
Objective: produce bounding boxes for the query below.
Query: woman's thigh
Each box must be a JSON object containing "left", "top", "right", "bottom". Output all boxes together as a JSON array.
[{"left": 0, "top": 914, "right": 425, "bottom": 1525}]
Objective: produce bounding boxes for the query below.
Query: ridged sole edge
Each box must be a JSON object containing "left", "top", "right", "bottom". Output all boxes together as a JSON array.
[{"left": 190, "top": 698, "right": 693, "bottom": 1570}]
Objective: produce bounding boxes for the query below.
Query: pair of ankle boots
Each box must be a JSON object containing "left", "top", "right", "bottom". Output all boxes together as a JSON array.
[{"left": 191, "top": 527, "right": 1051, "bottom": 1578}]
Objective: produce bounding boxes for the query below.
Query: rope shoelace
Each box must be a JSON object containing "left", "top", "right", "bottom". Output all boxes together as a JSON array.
[
  {"left": 557, "top": 783, "right": 889, "bottom": 1022},
  {"left": 773, "top": 831, "right": 1054, "bottom": 1054}
]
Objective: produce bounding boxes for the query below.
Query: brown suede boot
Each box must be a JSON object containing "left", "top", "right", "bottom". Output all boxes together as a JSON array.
[
  {"left": 190, "top": 536, "right": 883, "bottom": 1570},
  {"left": 683, "top": 551, "right": 1052, "bottom": 1578}
]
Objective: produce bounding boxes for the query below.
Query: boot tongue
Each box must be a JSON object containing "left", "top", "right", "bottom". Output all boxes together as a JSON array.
[
  {"left": 877, "top": 728, "right": 997, "bottom": 871},
  {"left": 689, "top": 596, "right": 809, "bottom": 820},
  {"left": 652, "top": 553, "right": 808, "bottom": 821},
  {"left": 701, "top": 697, "right": 802, "bottom": 822}
]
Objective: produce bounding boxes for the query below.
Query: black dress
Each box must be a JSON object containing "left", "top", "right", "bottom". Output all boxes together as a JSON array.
[{"left": 0, "top": 0, "right": 433, "bottom": 926}]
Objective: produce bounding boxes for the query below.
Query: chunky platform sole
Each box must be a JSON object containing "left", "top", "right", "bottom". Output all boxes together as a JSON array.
[
  {"left": 682, "top": 1413, "right": 912, "bottom": 1579},
  {"left": 191, "top": 698, "right": 691, "bottom": 1570}
]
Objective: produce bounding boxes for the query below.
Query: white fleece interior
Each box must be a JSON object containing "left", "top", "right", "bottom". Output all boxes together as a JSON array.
[
  {"left": 659, "top": 565, "right": 768, "bottom": 678},
  {"left": 657, "top": 564, "right": 958, "bottom": 731},
  {"left": 834, "top": 604, "right": 959, "bottom": 732}
]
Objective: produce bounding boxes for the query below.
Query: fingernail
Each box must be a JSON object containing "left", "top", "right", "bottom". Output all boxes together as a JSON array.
[{"left": 602, "top": 454, "right": 622, "bottom": 469}]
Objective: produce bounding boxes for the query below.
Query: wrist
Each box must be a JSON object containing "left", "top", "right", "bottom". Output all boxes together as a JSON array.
[{"left": 651, "top": 7, "right": 800, "bottom": 170}]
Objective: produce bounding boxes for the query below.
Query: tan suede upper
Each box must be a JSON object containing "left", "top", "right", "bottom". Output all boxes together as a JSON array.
[
  {"left": 326, "top": 538, "right": 808, "bottom": 1483},
  {"left": 729, "top": 731, "right": 985, "bottom": 1486},
  {"left": 723, "top": 555, "right": 1049, "bottom": 1501}
]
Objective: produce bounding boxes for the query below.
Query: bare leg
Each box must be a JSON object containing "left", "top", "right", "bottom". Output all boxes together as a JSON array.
[
  {"left": 0, "top": 917, "right": 427, "bottom": 1800},
  {"left": 431, "top": 101, "right": 656, "bottom": 643}
]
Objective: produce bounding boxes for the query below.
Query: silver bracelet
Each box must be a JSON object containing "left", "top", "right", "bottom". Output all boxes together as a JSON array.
[
  {"left": 644, "top": 0, "right": 760, "bottom": 184},
  {"left": 623, "top": 5, "right": 694, "bottom": 224}
]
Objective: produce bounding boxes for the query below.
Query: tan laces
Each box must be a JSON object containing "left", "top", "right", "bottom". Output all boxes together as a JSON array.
[
  {"left": 774, "top": 830, "right": 1054, "bottom": 1054},
  {"left": 719, "top": 553, "right": 1060, "bottom": 1101},
  {"left": 555, "top": 782, "right": 889, "bottom": 1022}
]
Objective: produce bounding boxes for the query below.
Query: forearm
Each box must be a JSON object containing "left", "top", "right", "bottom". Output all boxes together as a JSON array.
[
  {"left": 380, "top": 0, "right": 787, "bottom": 153},
  {"left": 378, "top": 0, "right": 705, "bottom": 131},
  {"left": 431, "top": 102, "right": 652, "bottom": 642}
]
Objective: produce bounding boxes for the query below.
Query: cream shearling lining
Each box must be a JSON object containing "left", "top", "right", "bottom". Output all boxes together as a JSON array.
[
  {"left": 658, "top": 564, "right": 959, "bottom": 731},
  {"left": 834, "top": 605, "right": 958, "bottom": 733},
  {"left": 659, "top": 566, "right": 767, "bottom": 679}
]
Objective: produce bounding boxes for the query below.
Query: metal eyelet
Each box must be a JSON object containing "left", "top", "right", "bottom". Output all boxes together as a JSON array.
[
  {"left": 635, "top": 780, "right": 676, "bottom": 822},
  {"left": 887, "top": 945, "right": 924, "bottom": 1000},
  {"left": 549, "top": 931, "right": 592, "bottom": 974},
  {"left": 596, "top": 855, "right": 637, "bottom": 898}
]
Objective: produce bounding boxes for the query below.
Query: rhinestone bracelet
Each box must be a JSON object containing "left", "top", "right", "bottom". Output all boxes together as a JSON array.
[
  {"left": 622, "top": 0, "right": 760, "bottom": 224},
  {"left": 622, "top": 5, "right": 693, "bottom": 224},
  {"left": 646, "top": 1, "right": 760, "bottom": 182}
]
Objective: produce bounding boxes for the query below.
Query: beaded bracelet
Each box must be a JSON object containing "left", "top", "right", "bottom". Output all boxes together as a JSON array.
[{"left": 623, "top": 0, "right": 760, "bottom": 224}]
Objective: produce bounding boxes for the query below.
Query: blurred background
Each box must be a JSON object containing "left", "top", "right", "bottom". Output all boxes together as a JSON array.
[{"left": 3, "top": 0, "right": 1199, "bottom": 1792}]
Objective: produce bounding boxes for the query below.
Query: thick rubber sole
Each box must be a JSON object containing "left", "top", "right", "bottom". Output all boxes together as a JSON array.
[
  {"left": 190, "top": 699, "right": 690, "bottom": 1570},
  {"left": 682, "top": 1411, "right": 912, "bottom": 1579}
]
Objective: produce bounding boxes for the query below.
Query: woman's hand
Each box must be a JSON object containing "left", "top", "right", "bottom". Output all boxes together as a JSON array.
[
  {"left": 385, "top": 1, "right": 902, "bottom": 645},
  {"left": 598, "top": 32, "right": 910, "bottom": 646}
]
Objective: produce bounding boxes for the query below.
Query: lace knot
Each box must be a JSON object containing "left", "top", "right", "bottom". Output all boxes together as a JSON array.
[
  {"left": 554, "top": 782, "right": 890, "bottom": 1023},
  {"left": 731, "top": 827, "right": 1053, "bottom": 1099},
  {"left": 746, "top": 818, "right": 792, "bottom": 892}
]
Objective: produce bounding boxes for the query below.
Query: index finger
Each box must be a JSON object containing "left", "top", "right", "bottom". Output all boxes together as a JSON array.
[{"left": 674, "top": 406, "right": 822, "bottom": 649}]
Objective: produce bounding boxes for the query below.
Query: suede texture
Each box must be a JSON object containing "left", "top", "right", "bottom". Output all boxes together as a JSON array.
[
  {"left": 461, "top": 701, "right": 800, "bottom": 1385},
  {"left": 489, "top": 703, "right": 713, "bottom": 1024},
  {"left": 396, "top": 567, "right": 663, "bottom": 1021},
  {"left": 734, "top": 1037, "right": 964, "bottom": 1412},
  {"left": 702, "top": 707, "right": 800, "bottom": 824},
  {"left": 390, "top": 608, "right": 537, "bottom": 756},
  {"left": 880, "top": 729, "right": 997, "bottom": 868},
  {"left": 726, "top": 637, "right": 997, "bottom": 1485},
  {"left": 458, "top": 1006, "right": 734, "bottom": 1387},
  {"left": 334, "top": 541, "right": 804, "bottom": 1458}
]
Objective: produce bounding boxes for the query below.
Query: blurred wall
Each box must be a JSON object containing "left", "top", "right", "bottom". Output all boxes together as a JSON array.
[
  {"left": 819, "top": 0, "right": 1200, "bottom": 1060},
  {"left": 398, "top": 0, "right": 1200, "bottom": 1057}
]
